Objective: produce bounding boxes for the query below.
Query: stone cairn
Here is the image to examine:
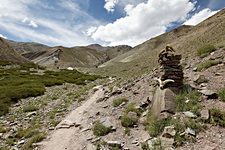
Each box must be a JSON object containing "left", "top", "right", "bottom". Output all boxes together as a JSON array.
[{"left": 158, "top": 46, "right": 184, "bottom": 89}]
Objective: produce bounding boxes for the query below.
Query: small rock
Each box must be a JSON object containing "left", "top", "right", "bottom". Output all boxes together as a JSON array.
[
  {"left": 107, "top": 141, "right": 122, "bottom": 148},
  {"left": 193, "top": 67, "right": 197, "bottom": 72},
  {"left": 49, "top": 127, "right": 55, "bottom": 130},
  {"left": 91, "top": 137, "right": 101, "bottom": 143},
  {"left": 56, "top": 120, "right": 76, "bottom": 129},
  {"left": 100, "top": 117, "right": 113, "bottom": 128},
  {"left": 26, "top": 111, "right": 37, "bottom": 117},
  {"left": 162, "top": 125, "right": 176, "bottom": 138},
  {"left": 93, "top": 85, "right": 103, "bottom": 92},
  {"left": 131, "top": 139, "right": 139, "bottom": 145},
  {"left": 160, "top": 137, "right": 174, "bottom": 149},
  {"left": 200, "top": 109, "right": 209, "bottom": 120},
  {"left": 183, "top": 111, "right": 197, "bottom": 118},
  {"left": 80, "top": 127, "right": 90, "bottom": 133},
  {"left": 112, "top": 86, "right": 122, "bottom": 95},
  {"left": 0, "top": 133, "right": 3, "bottom": 138},
  {"left": 199, "top": 89, "right": 218, "bottom": 99},
  {"left": 17, "top": 140, "right": 25, "bottom": 145},
  {"left": 185, "top": 128, "right": 196, "bottom": 136}
]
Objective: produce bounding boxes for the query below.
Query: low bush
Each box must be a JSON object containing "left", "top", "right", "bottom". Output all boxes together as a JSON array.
[
  {"left": 197, "top": 44, "right": 216, "bottom": 57},
  {"left": 218, "top": 88, "right": 225, "bottom": 102},
  {"left": 121, "top": 114, "right": 138, "bottom": 128},
  {"left": 113, "top": 97, "right": 128, "bottom": 107},
  {"left": 92, "top": 121, "right": 112, "bottom": 136},
  {"left": 196, "top": 60, "right": 221, "bottom": 71},
  {"left": 124, "top": 103, "right": 142, "bottom": 116},
  {"left": 210, "top": 108, "right": 225, "bottom": 127}
]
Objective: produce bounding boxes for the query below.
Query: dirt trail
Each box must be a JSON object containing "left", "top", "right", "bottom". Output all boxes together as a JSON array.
[{"left": 40, "top": 87, "right": 105, "bottom": 150}]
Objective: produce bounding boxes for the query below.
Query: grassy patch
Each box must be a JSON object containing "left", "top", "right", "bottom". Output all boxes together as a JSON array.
[
  {"left": 22, "top": 132, "right": 46, "bottom": 150},
  {"left": 23, "top": 104, "right": 38, "bottom": 112},
  {"left": 0, "top": 64, "right": 101, "bottom": 116},
  {"left": 16, "top": 127, "right": 39, "bottom": 139},
  {"left": 210, "top": 108, "right": 225, "bottom": 127},
  {"left": 175, "top": 89, "right": 201, "bottom": 115},
  {"left": 121, "top": 114, "right": 138, "bottom": 128},
  {"left": 218, "top": 88, "right": 225, "bottom": 102},
  {"left": 92, "top": 121, "right": 112, "bottom": 136},
  {"left": 0, "top": 124, "right": 6, "bottom": 133},
  {"left": 113, "top": 97, "right": 128, "bottom": 107},
  {"left": 197, "top": 44, "right": 216, "bottom": 57},
  {"left": 196, "top": 60, "right": 221, "bottom": 71},
  {"left": 124, "top": 103, "right": 142, "bottom": 116}
]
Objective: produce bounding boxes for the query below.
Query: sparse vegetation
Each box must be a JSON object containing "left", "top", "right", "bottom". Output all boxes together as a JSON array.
[
  {"left": 175, "top": 89, "right": 201, "bottom": 115},
  {"left": 23, "top": 104, "right": 38, "bottom": 112},
  {"left": 113, "top": 97, "right": 128, "bottom": 107},
  {"left": 0, "top": 64, "right": 101, "bottom": 116},
  {"left": 22, "top": 132, "right": 46, "bottom": 150},
  {"left": 92, "top": 121, "right": 112, "bottom": 136},
  {"left": 218, "top": 87, "right": 225, "bottom": 102},
  {"left": 124, "top": 103, "right": 142, "bottom": 116},
  {"left": 121, "top": 114, "right": 138, "bottom": 127},
  {"left": 210, "top": 108, "right": 225, "bottom": 127},
  {"left": 197, "top": 44, "right": 216, "bottom": 57},
  {"left": 196, "top": 60, "right": 221, "bottom": 71}
]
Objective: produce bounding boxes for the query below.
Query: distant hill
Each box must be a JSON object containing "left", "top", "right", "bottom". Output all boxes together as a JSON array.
[
  {"left": 5, "top": 40, "right": 132, "bottom": 68},
  {"left": 0, "top": 38, "right": 29, "bottom": 63},
  {"left": 92, "top": 8, "right": 225, "bottom": 79}
]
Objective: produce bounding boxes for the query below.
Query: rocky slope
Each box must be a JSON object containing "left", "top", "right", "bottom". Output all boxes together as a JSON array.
[
  {"left": 92, "top": 8, "right": 225, "bottom": 79},
  {"left": 0, "top": 38, "right": 29, "bottom": 63}
]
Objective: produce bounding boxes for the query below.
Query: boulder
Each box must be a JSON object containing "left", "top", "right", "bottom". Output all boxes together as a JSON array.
[
  {"left": 100, "top": 117, "right": 114, "bottom": 128},
  {"left": 199, "top": 89, "right": 218, "bottom": 99},
  {"left": 151, "top": 88, "right": 176, "bottom": 117}
]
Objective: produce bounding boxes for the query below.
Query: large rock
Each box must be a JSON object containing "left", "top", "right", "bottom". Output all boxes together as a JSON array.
[
  {"left": 199, "top": 89, "right": 218, "bottom": 99},
  {"left": 151, "top": 88, "right": 176, "bottom": 117}
]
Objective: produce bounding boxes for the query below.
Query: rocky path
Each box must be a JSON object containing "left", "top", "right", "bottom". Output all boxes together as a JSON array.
[{"left": 40, "top": 87, "right": 105, "bottom": 150}]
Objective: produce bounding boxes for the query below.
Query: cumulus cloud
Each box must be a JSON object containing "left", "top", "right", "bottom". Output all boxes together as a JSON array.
[
  {"left": 91, "top": 0, "right": 195, "bottom": 46},
  {"left": 104, "top": 0, "right": 119, "bottom": 12},
  {"left": 184, "top": 8, "right": 218, "bottom": 25},
  {"left": 0, "top": 34, "right": 7, "bottom": 39}
]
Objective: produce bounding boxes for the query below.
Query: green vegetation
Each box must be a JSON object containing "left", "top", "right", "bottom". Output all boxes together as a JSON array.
[
  {"left": 218, "top": 87, "right": 225, "bottom": 102},
  {"left": 16, "top": 127, "right": 39, "bottom": 139},
  {"left": 0, "top": 124, "right": 6, "bottom": 133},
  {"left": 23, "top": 104, "right": 38, "bottom": 112},
  {"left": 22, "top": 132, "right": 46, "bottom": 150},
  {"left": 197, "top": 44, "right": 216, "bottom": 57},
  {"left": 196, "top": 60, "right": 221, "bottom": 71},
  {"left": 0, "top": 63, "right": 101, "bottom": 116},
  {"left": 92, "top": 121, "right": 112, "bottom": 136},
  {"left": 113, "top": 97, "right": 128, "bottom": 107},
  {"left": 210, "top": 108, "right": 225, "bottom": 127},
  {"left": 121, "top": 114, "right": 138, "bottom": 127},
  {"left": 175, "top": 89, "right": 201, "bottom": 115},
  {"left": 124, "top": 103, "right": 142, "bottom": 116}
]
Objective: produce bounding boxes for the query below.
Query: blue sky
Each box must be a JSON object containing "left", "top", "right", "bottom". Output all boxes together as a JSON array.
[{"left": 0, "top": 0, "right": 224, "bottom": 47}]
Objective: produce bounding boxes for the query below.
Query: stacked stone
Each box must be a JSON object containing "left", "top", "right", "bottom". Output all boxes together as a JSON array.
[{"left": 158, "top": 52, "right": 183, "bottom": 88}]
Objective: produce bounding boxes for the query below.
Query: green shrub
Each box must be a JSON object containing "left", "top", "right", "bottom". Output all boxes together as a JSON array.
[
  {"left": 218, "top": 88, "right": 225, "bottom": 102},
  {"left": 92, "top": 121, "right": 112, "bottom": 136},
  {"left": 124, "top": 103, "right": 142, "bottom": 116},
  {"left": 121, "top": 115, "right": 138, "bottom": 127},
  {"left": 175, "top": 90, "right": 201, "bottom": 114},
  {"left": 113, "top": 97, "right": 128, "bottom": 107},
  {"left": 197, "top": 44, "right": 216, "bottom": 57},
  {"left": 210, "top": 108, "right": 225, "bottom": 127},
  {"left": 16, "top": 127, "right": 39, "bottom": 138},
  {"left": 196, "top": 60, "right": 221, "bottom": 71},
  {"left": 0, "top": 124, "right": 6, "bottom": 133},
  {"left": 23, "top": 104, "right": 38, "bottom": 112}
]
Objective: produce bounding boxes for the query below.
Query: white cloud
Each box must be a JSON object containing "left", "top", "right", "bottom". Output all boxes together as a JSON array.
[
  {"left": 22, "top": 17, "right": 38, "bottom": 28},
  {"left": 0, "top": 34, "right": 7, "bottom": 39},
  {"left": 91, "top": 0, "right": 195, "bottom": 46},
  {"left": 184, "top": 8, "right": 218, "bottom": 25},
  {"left": 104, "top": 0, "right": 119, "bottom": 12},
  {"left": 0, "top": 0, "right": 101, "bottom": 46}
]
